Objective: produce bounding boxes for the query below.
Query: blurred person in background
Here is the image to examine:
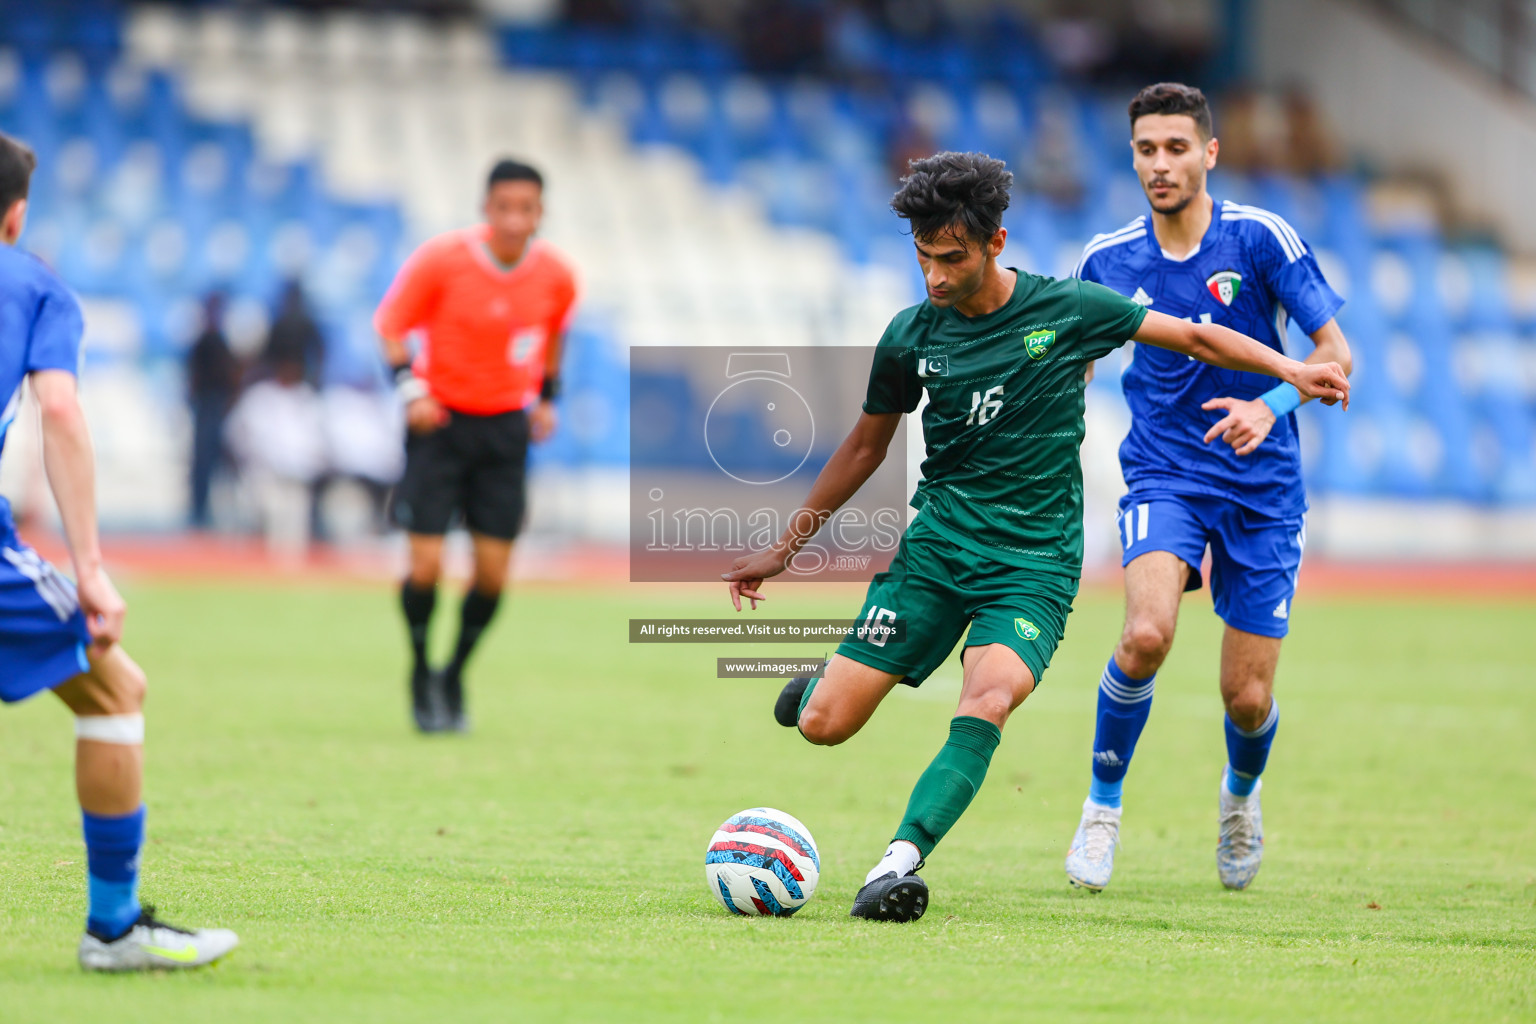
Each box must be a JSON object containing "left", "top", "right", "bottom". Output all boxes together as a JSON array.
[
  {"left": 1022, "top": 101, "right": 1086, "bottom": 208},
  {"left": 185, "top": 291, "right": 240, "bottom": 530},
  {"left": 377, "top": 158, "right": 577, "bottom": 734},
  {"left": 886, "top": 117, "right": 938, "bottom": 188},
  {"left": 263, "top": 279, "right": 326, "bottom": 388},
  {"left": 225, "top": 351, "right": 326, "bottom": 564},
  {"left": 0, "top": 130, "right": 237, "bottom": 970},
  {"left": 1282, "top": 88, "right": 1341, "bottom": 177},
  {"left": 320, "top": 382, "right": 406, "bottom": 539}
]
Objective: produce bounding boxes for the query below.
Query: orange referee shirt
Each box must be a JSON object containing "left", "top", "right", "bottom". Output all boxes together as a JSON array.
[{"left": 374, "top": 226, "right": 578, "bottom": 415}]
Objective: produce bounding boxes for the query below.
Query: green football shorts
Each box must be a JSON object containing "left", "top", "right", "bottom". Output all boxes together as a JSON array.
[{"left": 835, "top": 515, "right": 1078, "bottom": 688}]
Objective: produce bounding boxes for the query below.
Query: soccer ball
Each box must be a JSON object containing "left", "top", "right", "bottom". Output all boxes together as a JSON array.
[{"left": 705, "top": 807, "right": 820, "bottom": 916}]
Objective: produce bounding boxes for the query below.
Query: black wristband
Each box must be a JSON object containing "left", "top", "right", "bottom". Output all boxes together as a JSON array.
[
  {"left": 540, "top": 375, "right": 561, "bottom": 401},
  {"left": 393, "top": 362, "right": 428, "bottom": 403}
]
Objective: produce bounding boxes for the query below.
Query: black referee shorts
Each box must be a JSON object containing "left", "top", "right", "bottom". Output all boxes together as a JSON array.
[{"left": 390, "top": 408, "right": 530, "bottom": 541}]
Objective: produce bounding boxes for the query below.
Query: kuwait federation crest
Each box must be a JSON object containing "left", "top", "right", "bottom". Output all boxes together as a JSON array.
[
  {"left": 1206, "top": 270, "right": 1242, "bottom": 306},
  {"left": 1023, "top": 329, "right": 1056, "bottom": 360}
]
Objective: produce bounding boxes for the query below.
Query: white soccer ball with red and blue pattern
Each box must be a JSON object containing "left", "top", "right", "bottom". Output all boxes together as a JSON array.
[{"left": 705, "top": 807, "right": 820, "bottom": 917}]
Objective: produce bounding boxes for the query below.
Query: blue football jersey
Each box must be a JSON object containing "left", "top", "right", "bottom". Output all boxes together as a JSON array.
[
  {"left": 1075, "top": 199, "right": 1343, "bottom": 518},
  {"left": 0, "top": 245, "right": 84, "bottom": 522}
]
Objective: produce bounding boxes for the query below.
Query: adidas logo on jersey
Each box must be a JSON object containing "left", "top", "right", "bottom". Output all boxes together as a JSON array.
[
  {"left": 1093, "top": 749, "right": 1125, "bottom": 768},
  {"left": 1131, "top": 287, "right": 1153, "bottom": 307}
]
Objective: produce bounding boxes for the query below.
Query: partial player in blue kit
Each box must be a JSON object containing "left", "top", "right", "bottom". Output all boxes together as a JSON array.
[
  {"left": 0, "top": 132, "right": 237, "bottom": 970},
  {"left": 1064, "top": 84, "right": 1353, "bottom": 892}
]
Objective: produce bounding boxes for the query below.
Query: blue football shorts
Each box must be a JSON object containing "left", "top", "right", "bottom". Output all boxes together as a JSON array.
[
  {"left": 0, "top": 525, "right": 91, "bottom": 703},
  {"left": 1116, "top": 491, "right": 1305, "bottom": 639}
]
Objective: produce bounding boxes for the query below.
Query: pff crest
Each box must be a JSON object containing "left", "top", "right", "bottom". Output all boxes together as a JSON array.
[
  {"left": 1205, "top": 270, "right": 1242, "bottom": 307},
  {"left": 1022, "top": 329, "right": 1055, "bottom": 360}
]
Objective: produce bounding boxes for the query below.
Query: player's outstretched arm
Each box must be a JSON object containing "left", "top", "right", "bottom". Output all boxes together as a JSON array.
[
  {"left": 1200, "top": 319, "right": 1354, "bottom": 455},
  {"left": 31, "top": 369, "right": 124, "bottom": 646},
  {"left": 1132, "top": 310, "right": 1349, "bottom": 409},
  {"left": 722, "top": 411, "right": 902, "bottom": 611}
]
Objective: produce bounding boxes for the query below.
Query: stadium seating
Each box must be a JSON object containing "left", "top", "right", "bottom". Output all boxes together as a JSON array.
[
  {"left": 493, "top": 21, "right": 1536, "bottom": 509},
  {"left": 1, "top": 4, "right": 1532, "bottom": 536}
]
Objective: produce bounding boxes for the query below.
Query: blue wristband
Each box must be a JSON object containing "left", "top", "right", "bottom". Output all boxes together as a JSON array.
[{"left": 1259, "top": 382, "right": 1301, "bottom": 418}]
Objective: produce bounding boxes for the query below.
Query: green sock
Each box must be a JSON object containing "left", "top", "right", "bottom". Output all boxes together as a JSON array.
[{"left": 892, "top": 716, "right": 1003, "bottom": 857}]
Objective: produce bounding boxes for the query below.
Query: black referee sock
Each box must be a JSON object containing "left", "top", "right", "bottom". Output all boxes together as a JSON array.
[
  {"left": 448, "top": 590, "right": 502, "bottom": 676},
  {"left": 400, "top": 582, "right": 437, "bottom": 674}
]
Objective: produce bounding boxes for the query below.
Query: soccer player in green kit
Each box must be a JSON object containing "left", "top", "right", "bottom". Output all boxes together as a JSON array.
[{"left": 721, "top": 152, "right": 1349, "bottom": 922}]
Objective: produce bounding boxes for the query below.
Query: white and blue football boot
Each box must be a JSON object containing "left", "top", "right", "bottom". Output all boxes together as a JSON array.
[
  {"left": 1065, "top": 799, "right": 1121, "bottom": 892},
  {"left": 1217, "top": 775, "right": 1265, "bottom": 890}
]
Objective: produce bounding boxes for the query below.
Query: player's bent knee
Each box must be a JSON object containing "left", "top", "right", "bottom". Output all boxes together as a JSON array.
[
  {"left": 96, "top": 649, "right": 148, "bottom": 715},
  {"left": 120, "top": 662, "right": 148, "bottom": 713},
  {"left": 796, "top": 704, "right": 853, "bottom": 746},
  {"left": 1224, "top": 686, "right": 1271, "bottom": 729},
  {"left": 407, "top": 560, "right": 442, "bottom": 588},
  {"left": 56, "top": 648, "right": 148, "bottom": 719},
  {"left": 1120, "top": 618, "right": 1175, "bottom": 666},
  {"left": 957, "top": 690, "right": 1013, "bottom": 725}
]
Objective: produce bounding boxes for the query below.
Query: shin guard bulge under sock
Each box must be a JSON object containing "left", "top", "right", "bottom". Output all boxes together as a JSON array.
[
  {"left": 400, "top": 582, "right": 437, "bottom": 670},
  {"left": 891, "top": 716, "right": 1002, "bottom": 857},
  {"left": 1088, "top": 657, "right": 1155, "bottom": 808},
  {"left": 1224, "top": 698, "right": 1279, "bottom": 797},
  {"left": 82, "top": 806, "right": 145, "bottom": 940},
  {"left": 449, "top": 590, "right": 501, "bottom": 672}
]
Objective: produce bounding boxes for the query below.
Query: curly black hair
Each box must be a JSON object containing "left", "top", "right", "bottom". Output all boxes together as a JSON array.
[
  {"left": 0, "top": 131, "right": 36, "bottom": 213},
  {"left": 1128, "top": 82, "right": 1213, "bottom": 139},
  {"left": 890, "top": 151, "right": 1013, "bottom": 246}
]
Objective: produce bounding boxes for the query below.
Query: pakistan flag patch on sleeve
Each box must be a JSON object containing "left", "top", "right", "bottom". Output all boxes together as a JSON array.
[
  {"left": 1023, "top": 329, "right": 1055, "bottom": 360},
  {"left": 1015, "top": 618, "right": 1041, "bottom": 640}
]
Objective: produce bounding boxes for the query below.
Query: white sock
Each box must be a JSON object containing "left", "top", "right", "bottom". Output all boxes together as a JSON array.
[{"left": 865, "top": 840, "right": 922, "bottom": 885}]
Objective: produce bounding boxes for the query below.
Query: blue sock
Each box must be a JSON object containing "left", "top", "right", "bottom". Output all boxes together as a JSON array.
[
  {"left": 1224, "top": 699, "right": 1279, "bottom": 797},
  {"left": 1088, "top": 658, "right": 1155, "bottom": 809},
  {"left": 82, "top": 806, "right": 145, "bottom": 940}
]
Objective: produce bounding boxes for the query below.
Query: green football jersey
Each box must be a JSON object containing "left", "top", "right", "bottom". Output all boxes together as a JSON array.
[{"left": 863, "top": 269, "right": 1148, "bottom": 577}]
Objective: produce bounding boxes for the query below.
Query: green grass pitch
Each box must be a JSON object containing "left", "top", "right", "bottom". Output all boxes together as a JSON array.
[{"left": 1, "top": 577, "right": 1532, "bottom": 1022}]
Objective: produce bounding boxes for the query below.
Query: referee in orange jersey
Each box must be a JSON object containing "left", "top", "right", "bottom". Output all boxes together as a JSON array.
[{"left": 375, "top": 159, "right": 578, "bottom": 732}]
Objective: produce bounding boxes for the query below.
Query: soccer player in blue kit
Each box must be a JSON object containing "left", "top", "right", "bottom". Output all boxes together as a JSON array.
[
  {"left": 0, "top": 133, "right": 237, "bottom": 969},
  {"left": 1065, "top": 84, "right": 1352, "bottom": 892}
]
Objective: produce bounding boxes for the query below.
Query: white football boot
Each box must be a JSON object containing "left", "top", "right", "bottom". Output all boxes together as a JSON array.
[
  {"left": 1217, "top": 774, "right": 1265, "bottom": 890},
  {"left": 79, "top": 907, "right": 239, "bottom": 972},
  {"left": 1065, "top": 799, "right": 1122, "bottom": 892}
]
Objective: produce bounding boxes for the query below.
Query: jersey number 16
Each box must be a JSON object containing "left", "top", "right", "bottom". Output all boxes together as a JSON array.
[{"left": 966, "top": 386, "right": 1004, "bottom": 426}]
